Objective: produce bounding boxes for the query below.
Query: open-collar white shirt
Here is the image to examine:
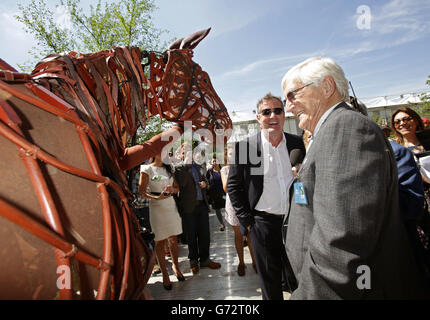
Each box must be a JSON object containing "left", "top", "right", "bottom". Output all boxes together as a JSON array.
[{"left": 255, "top": 131, "right": 293, "bottom": 215}]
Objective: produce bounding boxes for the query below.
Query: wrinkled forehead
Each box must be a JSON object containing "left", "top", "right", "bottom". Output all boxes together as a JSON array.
[
  {"left": 281, "top": 60, "right": 318, "bottom": 95},
  {"left": 283, "top": 78, "right": 304, "bottom": 95},
  {"left": 282, "top": 65, "right": 301, "bottom": 91}
]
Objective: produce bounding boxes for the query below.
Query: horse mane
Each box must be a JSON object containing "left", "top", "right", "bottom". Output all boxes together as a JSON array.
[
  {"left": 27, "top": 44, "right": 233, "bottom": 174},
  {"left": 31, "top": 47, "right": 148, "bottom": 164}
]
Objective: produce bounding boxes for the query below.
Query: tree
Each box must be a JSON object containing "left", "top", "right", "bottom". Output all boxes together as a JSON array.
[
  {"left": 15, "top": 0, "right": 170, "bottom": 71},
  {"left": 419, "top": 75, "right": 430, "bottom": 119},
  {"left": 134, "top": 115, "right": 173, "bottom": 146},
  {"left": 371, "top": 112, "right": 382, "bottom": 126}
]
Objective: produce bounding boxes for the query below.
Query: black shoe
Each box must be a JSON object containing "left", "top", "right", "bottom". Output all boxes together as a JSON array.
[
  {"left": 173, "top": 266, "right": 185, "bottom": 281},
  {"left": 176, "top": 275, "right": 185, "bottom": 281},
  {"left": 163, "top": 283, "right": 172, "bottom": 290}
]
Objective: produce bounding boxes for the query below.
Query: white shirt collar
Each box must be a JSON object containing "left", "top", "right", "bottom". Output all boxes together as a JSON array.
[
  {"left": 260, "top": 130, "right": 285, "bottom": 149},
  {"left": 256, "top": 131, "right": 291, "bottom": 215}
]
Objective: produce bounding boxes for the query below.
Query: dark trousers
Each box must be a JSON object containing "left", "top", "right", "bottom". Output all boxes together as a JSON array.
[
  {"left": 250, "top": 211, "right": 288, "bottom": 300},
  {"left": 134, "top": 207, "right": 151, "bottom": 232},
  {"left": 183, "top": 202, "right": 210, "bottom": 265},
  {"left": 214, "top": 208, "right": 224, "bottom": 225},
  {"left": 180, "top": 214, "right": 188, "bottom": 244}
]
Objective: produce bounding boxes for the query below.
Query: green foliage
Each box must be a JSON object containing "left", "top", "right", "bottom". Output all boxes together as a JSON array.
[
  {"left": 371, "top": 113, "right": 382, "bottom": 126},
  {"left": 134, "top": 115, "right": 173, "bottom": 146},
  {"left": 419, "top": 75, "right": 430, "bottom": 119},
  {"left": 414, "top": 104, "right": 430, "bottom": 120},
  {"left": 15, "top": 0, "right": 170, "bottom": 72},
  {"left": 15, "top": 0, "right": 77, "bottom": 70}
]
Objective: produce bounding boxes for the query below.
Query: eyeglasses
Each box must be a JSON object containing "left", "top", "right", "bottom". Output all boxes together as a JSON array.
[
  {"left": 260, "top": 107, "right": 284, "bottom": 116},
  {"left": 393, "top": 116, "right": 413, "bottom": 127},
  {"left": 284, "top": 82, "right": 314, "bottom": 104}
]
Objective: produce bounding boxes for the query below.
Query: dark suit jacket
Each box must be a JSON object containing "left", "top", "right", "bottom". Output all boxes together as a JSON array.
[
  {"left": 285, "top": 102, "right": 427, "bottom": 299},
  {"left": 174, "top": 163, "right": 209, "bottom": 214},
  {"left": 390, "top": 140, "right": 425, "bottom": 221},
  {"left": 227, "top": 132, "right": 305, "bottom": 229}
]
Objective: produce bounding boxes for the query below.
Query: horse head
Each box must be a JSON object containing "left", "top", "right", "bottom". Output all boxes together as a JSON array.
[{"left": 143, "top": 28, "right": 232, "bottom": 143}]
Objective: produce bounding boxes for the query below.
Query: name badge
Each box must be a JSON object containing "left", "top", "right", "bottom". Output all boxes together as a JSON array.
[{"left": 294, "top": 182, "right": 308, "bottom": 205}]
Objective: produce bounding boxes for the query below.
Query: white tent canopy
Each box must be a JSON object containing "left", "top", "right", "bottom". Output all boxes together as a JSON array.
[
  {"left": 360, "top": 92, "right": 425, "bottom": 109},
  {"left": 229, "top": 91, "right": 428, "bottom": 124}
]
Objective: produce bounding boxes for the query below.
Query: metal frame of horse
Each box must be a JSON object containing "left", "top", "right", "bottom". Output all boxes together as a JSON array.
[{"left": 0, "top": 28, "right": 231, "bottom": 299}]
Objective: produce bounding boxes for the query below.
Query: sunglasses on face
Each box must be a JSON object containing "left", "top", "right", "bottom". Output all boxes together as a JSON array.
[
  {"left": 283, "top": 82, "right": 314, "bottom": 104},
  {"left": 260, "top": 107, "right": 284, "bottom": 116},
  {"left": 394, "top": 116, "right": 413, "bottom": 127}
]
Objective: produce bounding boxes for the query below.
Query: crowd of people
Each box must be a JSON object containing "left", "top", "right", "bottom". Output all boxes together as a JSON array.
[{"left": 132, "top": 56, "right": 430, "bottom": 299}]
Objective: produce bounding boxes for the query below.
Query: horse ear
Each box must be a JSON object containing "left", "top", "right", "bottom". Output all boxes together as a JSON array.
[
  {"left": 168, "top": 37, "right": 184, "bottom": 50},
  {"left": 180, "top": 28, "right": 211, "bottom": 49}
]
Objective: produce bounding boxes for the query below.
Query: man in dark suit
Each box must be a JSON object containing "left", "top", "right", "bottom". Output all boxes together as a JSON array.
[
  {"left": 281, "top": 57, "right": 427, "bottom": 299},
  {"left": 227, "top": 93, "right": 305, "bottom": 300},
  {"left": 174, "top": 143, "right": 221, "bottom": 274}
]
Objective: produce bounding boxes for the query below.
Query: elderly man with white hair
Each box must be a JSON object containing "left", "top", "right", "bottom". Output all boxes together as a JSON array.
[{"left": 281, "top": 57, "right": 427, "bottom": 299}]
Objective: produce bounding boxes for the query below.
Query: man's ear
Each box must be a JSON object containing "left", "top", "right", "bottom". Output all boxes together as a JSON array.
[
  {"left": 322, "top": 76, "right": 336, "bottom": 97},
  {"left": 256, "top": 112, "right": 263, "bottom": 125}
]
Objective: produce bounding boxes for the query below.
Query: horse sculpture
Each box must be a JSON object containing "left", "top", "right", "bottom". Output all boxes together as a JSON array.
[{"left": 0, "top": 28, "right": 232, "bottom": 299}]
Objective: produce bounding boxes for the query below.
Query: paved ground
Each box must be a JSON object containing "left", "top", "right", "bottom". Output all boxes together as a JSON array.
[{"left": 146, "top": 209, "right": 290, "bottom": 300}]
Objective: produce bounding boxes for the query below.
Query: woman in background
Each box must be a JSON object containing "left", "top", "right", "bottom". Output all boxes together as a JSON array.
[
  {"left": 221, "top": 145, "right": 256, "bottom": 276},
  {"left": 206, "top": 158, "right": 226, "bottom": 231},
  {"left": 391, "top": 107, "right": 430, "bottom": 278},
  {"left": 139, "top": 153, "right": 185, "bottom": 290}
]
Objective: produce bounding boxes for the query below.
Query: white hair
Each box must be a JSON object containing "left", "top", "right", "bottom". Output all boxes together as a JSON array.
[{"left": 281, "top": 57, "right": 349, "bottom": 102}]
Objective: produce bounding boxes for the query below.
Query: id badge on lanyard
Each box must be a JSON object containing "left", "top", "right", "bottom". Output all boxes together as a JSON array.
[{"left": 293, "top": 182, "right": 308, "bottom": 205}]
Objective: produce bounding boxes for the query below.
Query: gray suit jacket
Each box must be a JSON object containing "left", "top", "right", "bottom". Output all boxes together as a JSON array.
[{"left": 285, "top": 102, "right": 427, "bottom": 299}]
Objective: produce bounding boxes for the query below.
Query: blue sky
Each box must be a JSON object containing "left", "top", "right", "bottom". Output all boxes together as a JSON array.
[{"left": 1, "top": 0, "right": 429, "bottom": 114}]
